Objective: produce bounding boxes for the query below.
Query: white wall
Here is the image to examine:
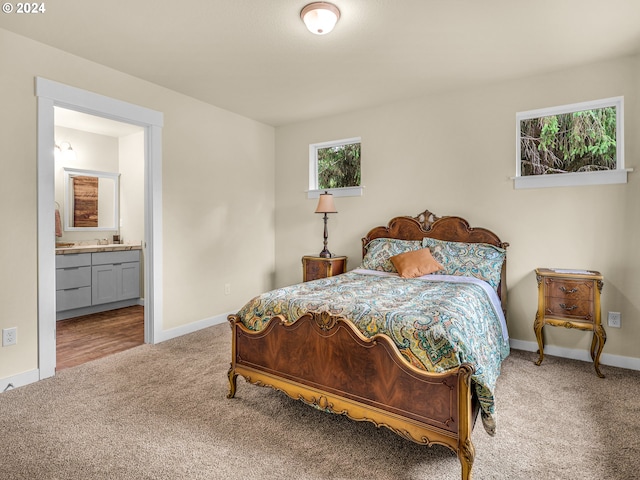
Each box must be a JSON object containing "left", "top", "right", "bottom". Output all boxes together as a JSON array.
[
  {"left": 274, "top": 54, "right": 640, "bottom": 364},
  {"left": 119, "top": 130, "right": 146, "bottom": 296},
  {"left": 0, "top": 28, "right": 275, "bottom": 384},
  {"left": 119, "top": 131, "right": 145, "bottom": 248}
]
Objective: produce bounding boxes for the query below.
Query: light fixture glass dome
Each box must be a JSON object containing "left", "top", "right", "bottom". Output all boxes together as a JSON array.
[{"left": 301, "top": 2, "right": 340, "bottom": 35}]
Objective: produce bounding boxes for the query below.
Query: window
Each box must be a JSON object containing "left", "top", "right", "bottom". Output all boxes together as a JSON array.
[
  {"left": 514, "top": 97, "right": 628, "bottom": 189},
  {"left": 308, "top": 137, "right": 362, "bottom": 198}
]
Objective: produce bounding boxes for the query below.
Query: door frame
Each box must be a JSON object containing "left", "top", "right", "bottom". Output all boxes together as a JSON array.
[{"left": 36, "top": 77, "right": 164, "bottom": 379}]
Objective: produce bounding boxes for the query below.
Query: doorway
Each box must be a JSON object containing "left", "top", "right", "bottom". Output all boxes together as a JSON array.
[
  {"left": 53, "top": 107, "right": 146, "bottom": 369},
  {"left": 36, "top": 77, "right": 164, "bottom": 379}
]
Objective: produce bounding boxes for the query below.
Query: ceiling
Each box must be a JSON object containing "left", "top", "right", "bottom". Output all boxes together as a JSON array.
[{"left": 2, "top": 0, "right": 639, "bottom": 126}]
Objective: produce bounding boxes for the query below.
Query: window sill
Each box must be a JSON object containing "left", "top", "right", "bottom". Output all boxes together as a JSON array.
[
  {"left": 513, "top": 169, "right": 632, "bottom": 189},
  {"left": 307, "top": 186, "right": 364, "bottom": 199}
]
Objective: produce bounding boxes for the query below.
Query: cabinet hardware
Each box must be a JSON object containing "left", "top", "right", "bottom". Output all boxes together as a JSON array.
[
  {"left": 559, "top": 303, "right": 578, "bottom": 311},
  {"left": 559, "top": 286, "right": 578, "bottom": 294}
]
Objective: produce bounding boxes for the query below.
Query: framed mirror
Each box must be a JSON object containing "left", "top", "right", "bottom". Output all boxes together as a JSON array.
[{"left": 63, "top": 167, "right": 120, "bottom": 231}]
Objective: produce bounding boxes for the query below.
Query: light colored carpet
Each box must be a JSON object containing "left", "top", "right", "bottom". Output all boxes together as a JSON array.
[{"left": 1, "top": 323, "right": 639, "bottom": 480}]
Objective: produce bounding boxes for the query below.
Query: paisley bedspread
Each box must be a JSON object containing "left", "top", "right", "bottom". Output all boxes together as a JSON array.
[{"left": 235, "top": 269, "right": 510, "bottom": 433}]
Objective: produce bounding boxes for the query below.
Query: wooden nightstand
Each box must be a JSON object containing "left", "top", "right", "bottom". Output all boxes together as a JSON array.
[
  {"left": 302, "top": 255, "right": 347, "bottom": 282},
  {"left": 534, "top": 268, "right": 606, "bottom": 377}
]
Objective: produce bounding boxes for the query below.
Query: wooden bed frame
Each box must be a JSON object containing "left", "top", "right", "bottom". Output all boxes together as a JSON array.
[{"left": 227, "top": 212, "right": 509, "bottom": 480}]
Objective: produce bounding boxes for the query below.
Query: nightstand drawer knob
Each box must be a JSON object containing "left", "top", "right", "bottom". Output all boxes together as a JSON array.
[
  {"left": 559, "top": 303, "right": 578, "bottom": 311},
  {"left": 559, "top": 286, "right": 579, "bottom": 294}
]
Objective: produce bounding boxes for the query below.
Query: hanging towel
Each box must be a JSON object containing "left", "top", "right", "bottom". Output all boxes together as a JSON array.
[{"left": 55, "top": 208, "right": 62, "bottom": 237}]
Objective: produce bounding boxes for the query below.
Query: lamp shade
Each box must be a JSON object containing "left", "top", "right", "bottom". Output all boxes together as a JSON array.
[
  {"left": 315, "top": 192, "right": 337, "bottom": 214},
  {"left": 301, "top": 2, "right": 340, "bottom": 35}
]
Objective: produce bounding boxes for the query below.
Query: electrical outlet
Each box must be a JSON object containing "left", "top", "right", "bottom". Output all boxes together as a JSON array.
[
  {"left": 608, "top": 311, "right": 621, "bottom": 328},
  {"left": 2, "top": 327, "right": 17, "bottom": 346},
  {"left": 224, "top": 283, "right": 231, "bottom": 295}
]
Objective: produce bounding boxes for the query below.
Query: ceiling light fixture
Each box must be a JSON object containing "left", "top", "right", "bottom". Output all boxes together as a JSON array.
[{"left": 300, "top": 2, "right": 340, "bottom": 35}]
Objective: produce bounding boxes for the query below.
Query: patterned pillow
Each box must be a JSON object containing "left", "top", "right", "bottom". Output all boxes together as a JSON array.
[
  {"left": 422, "top": 237, "right": 506, "bottom": 291},
  {"left": 361, "top": 238, "right": 424, "bottom": 273}
]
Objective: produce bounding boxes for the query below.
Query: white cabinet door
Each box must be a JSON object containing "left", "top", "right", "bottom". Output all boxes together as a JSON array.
[
  {"left": 119, "top": 262, "right": 140, "bottom": 300},
  {"left": 92, "top": 264, "right": 118, "bottom": 305},
  {"left": 93, "top": 261, "right": 140, "bottom": 305}
]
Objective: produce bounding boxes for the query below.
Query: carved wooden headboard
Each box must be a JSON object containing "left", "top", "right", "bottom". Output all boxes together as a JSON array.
[
  {"left": 362, "top": 210, "right": 509, "bottom": 313},
  {"left": 413, "top": 209, "right": 442, "bottom": 230}
]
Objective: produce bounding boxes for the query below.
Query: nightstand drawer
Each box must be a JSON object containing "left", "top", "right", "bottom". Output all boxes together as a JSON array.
[
  {"left": 302, "top": 255, "right": 347, "bottom": 282},
  {"left": 544, "top": 297, "right": 593, "bottom": 321},
  {"left": 305, "top": 260, "right": 324, "bottom": 281},
  {"left": 545, "top": 278, "right": 593, "bottom": 299}
]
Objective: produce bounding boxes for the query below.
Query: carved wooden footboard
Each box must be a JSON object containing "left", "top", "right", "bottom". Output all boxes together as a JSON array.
[{"left": 227, "top": 311, "right": 479, "bottom": 480}]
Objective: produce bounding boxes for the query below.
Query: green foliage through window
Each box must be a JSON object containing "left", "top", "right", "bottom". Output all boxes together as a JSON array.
[
  {"left": 520, "top": 106, "right": 617, "bottom": 176},
  {"left": 317, "top": 142, "right": 361, "bottom": 189}
]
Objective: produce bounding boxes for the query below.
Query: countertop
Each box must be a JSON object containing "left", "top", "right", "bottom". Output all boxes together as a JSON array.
[{"left": 55, "top": 244, "right": 142, "bottom": 255}]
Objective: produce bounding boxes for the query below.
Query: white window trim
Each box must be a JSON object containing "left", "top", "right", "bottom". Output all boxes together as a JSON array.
[
  {"left": 307, "top": 186, "right": 364, "bottom": 199},
  {"left": 308, "top": 136, "right": 363, "bottom": 199},
  {"left": 514, "top": 97, "right": 630, "bottom": 189}
]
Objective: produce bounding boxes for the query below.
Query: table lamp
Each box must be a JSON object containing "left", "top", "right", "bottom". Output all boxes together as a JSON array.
[{"left": 315, "top": 191, "right": 337, "bottom": 258}]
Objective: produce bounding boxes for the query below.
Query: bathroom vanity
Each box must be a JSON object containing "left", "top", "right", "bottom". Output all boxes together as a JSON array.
[{"left": 55, "top": 245, "right": 142, "bottom": 320}]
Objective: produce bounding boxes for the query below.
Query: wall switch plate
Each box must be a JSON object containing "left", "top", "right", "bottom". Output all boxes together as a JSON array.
[
  {"left": 224, "top": 283, "right": 231, "bottom": 295},
  {"left": 608, "top": 311, "right": 621, "bottom": 328},
  {"left": 2, "top": 327, "right": 17, "bottom": 346}
]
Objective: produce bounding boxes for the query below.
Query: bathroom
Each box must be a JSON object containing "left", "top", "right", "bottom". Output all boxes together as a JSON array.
[{"left": 54, "top": 107, "right": 146, "bottom": 368}]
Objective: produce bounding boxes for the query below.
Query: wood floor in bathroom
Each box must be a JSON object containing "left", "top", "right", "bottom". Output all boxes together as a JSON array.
[{"left": 56, "top": 305, "right": 144, "bottom": 371}]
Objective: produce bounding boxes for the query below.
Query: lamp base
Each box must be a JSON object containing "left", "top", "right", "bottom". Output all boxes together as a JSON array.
[{"left": 318, "top": 211, "right": 332, "bottom": 258}]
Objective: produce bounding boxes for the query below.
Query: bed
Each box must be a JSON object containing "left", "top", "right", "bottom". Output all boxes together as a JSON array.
[{"left": 227, "top": 210, "right": 509, "bottom": 480}]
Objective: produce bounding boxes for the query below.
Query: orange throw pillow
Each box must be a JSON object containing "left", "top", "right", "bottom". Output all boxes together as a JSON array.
[{"left": 390, "top": 248, "right": 444, "bottom": 278}]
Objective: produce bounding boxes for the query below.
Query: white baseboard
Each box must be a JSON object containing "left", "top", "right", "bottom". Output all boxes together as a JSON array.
[
  {"left": 510, "top": 339, "right": 640, "bottom": 371},
  {"left": 1, "top": 310, "right": 235, "bottom": 393},
  {"left": 56, "top": 298, "right": 141, "bottom": 321},
  {"left": 1, "top": 369, "right": 40, "bottom": 393},
  {"left": 153, "top": 310, "right": 235, "bottom": 343}
]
